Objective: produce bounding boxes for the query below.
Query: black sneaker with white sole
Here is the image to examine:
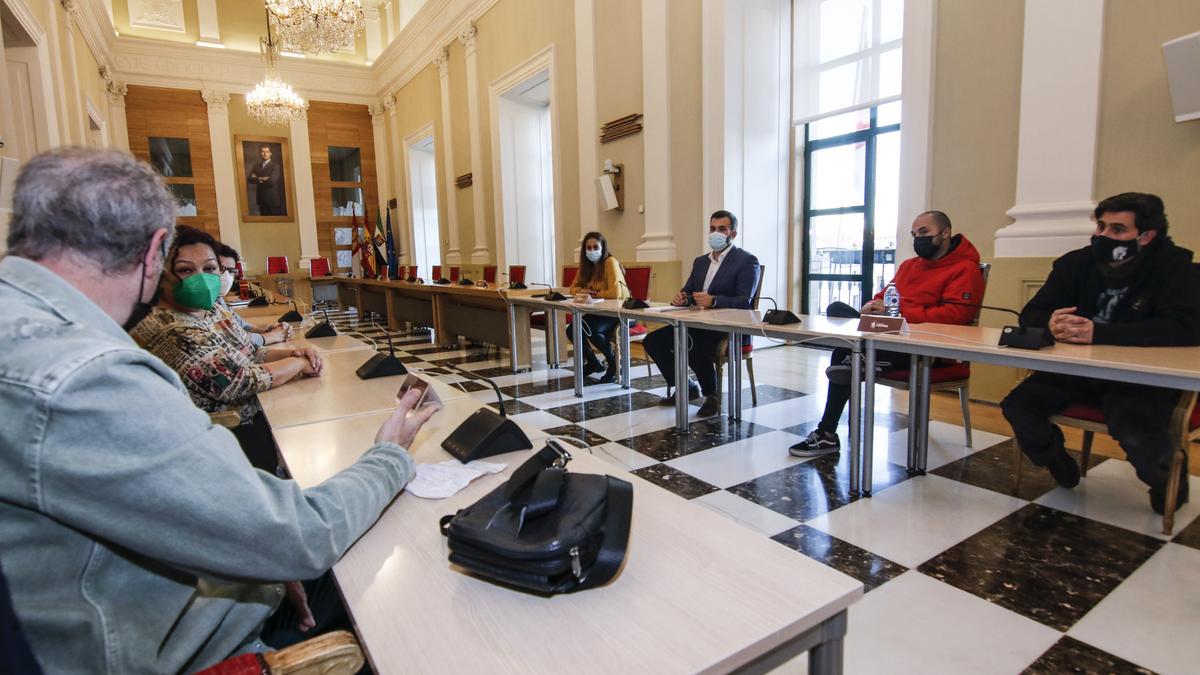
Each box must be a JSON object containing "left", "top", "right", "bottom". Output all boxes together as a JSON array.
[{"left": 789, "top": 429, "right": 841, "bottom": 457}]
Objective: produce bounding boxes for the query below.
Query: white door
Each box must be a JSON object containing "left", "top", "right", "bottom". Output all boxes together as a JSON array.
[
  {"left": 497, "top": 73, "right": 555, "bottom": 286},
  {"left": 406, "top": 136, "right": 441, "bottom": 279}
]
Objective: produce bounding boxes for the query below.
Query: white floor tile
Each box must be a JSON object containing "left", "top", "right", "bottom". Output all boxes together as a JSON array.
[
  {"left": 583, "top": 442, "right": 660, "bottom": 472},
  {"left": 735, "top": 397, "right": 823, "bottom": 429},
  {"left": 1035, "top": 458, "right": 1200, "bottom": 540},
  {"left": 875, "top": 420, "right": 1010, "bottom": 472},
  {"left": 806, "top": 474, "right": 1025, "bottom": 568},
  {"left": 694, "top": 490, "right": 802, "bottom": 537},
  {"left": 578, "top": 406, "right": 683, "bottom": 440},
  {"left": 1069, "top": 543, "right": 1200, "bottom": 675},
  {"left": 509, "top": 410, "right": 572, "bottom": 431},
  {"left": 665, "top": 430, "right": 809, "bottom": 489}
]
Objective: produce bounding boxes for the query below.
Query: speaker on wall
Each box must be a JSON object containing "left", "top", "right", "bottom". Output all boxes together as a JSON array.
[{"left": 1163, "top": 30, "right": 1200, "bottom": 123}]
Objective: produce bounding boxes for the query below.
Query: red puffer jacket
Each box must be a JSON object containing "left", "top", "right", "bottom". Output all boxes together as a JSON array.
[{"left": 871, "top": 234, "right": 985, "bottom": 325}]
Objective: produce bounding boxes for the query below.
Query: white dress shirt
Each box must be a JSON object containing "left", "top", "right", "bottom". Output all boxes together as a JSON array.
[{"left": 702, "top": 244, "right": 734, "bottom": 292}]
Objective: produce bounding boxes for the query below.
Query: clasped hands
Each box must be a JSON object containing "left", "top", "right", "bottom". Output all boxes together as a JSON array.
[
  {"left": 1049, "top": 306, "right": 1094, "bottom": 344},
  {"left": 291, "top": 347, "right": 324, "bottom": 376},
  {"left": 671, "top": 291, "right": 715, "bottom": 309}
]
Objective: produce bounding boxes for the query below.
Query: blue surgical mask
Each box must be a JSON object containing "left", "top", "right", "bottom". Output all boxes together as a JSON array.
[
  {"left": 585, "top": 249, "right": 602, "bottom": 263},
  {"left": 708, "top": 231, "right": 730, "bottom": 251}
]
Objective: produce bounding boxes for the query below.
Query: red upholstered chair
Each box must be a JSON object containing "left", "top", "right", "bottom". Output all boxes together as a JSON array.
[
  {"left": 195, "top": 631, "right": 364, "bottom": 675},
  {"left": 1012, "top": 392, "right": 1199, "bottom": 535},
  {"left": 509, "top": 265, "right": 527, "bottom": 285},
  {"left": 875, "top": 263, "right": 991, "bottom": 447},
  {"left": 308, "top": 257, "right": 331, "bottom": 278},
  {"left": 267, "top": 256, "right": 289, "bottom": 274},
  {"left": 563, "top": 266, "right": 579, "bottom": 288},
  {"left": 482, "top": 265, "right": 498, "bottom": 284},
  {"left": 449, "top": 266, "right": 461, "bottom": 283},
  {"left": 432, "top": 264, "right": 443, "bottom": 280}
]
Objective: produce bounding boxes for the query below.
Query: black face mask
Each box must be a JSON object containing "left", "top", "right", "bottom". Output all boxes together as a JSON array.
[
  {"left": 1090, "top": 234, "right": 1140, "bottom": 265},
  {"left": 913, "top": 234, "right": 942, "bottom": 260},
  {"left": 122, "top": 248, "right": 165, "bottom": 332}
]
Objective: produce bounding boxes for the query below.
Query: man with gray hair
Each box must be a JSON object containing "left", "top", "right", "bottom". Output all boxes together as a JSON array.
[{"left": 0, "top": 148, "right": 436, "bottom": 672}]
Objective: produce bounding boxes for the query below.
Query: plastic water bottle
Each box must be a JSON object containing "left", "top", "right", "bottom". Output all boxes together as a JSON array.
[{"left": 883, "top": 283, "right": 901, "bottom": 317}]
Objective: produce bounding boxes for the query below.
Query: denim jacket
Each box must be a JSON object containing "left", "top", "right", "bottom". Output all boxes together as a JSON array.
[{"left": 0, "top": 257, "right": 415, "bottom": 673}]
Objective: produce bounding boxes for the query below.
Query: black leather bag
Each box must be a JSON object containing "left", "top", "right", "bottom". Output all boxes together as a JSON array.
[{"left": 439, "top": 442, "right": 633, "bottom": 594}]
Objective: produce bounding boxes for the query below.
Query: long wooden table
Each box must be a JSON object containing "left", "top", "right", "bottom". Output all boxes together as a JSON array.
[{"left": 270, "top": 396, "right": 863, "bottom": 674}]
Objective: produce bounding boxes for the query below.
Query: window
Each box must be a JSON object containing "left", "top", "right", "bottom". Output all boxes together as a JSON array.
[
  {"left": 794, "top": 0, "right": 903, "bottom": 313},
  {"left": 149, "top": 136, "right": 198, "bottom": 217},
  {"left": 330, "top": 224, "right": 373, "bottom": 274},
  {"left": 329, "top": 146, "right": 364, "bottom": 217}
]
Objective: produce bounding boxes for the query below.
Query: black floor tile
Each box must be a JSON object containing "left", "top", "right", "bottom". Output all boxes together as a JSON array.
[
  {"left": 447, "top": 380, "right": 490, "bottom": 394},
  {"left": 616, "top": 417, "right": 773, "bottom": 461},
  {"left": 1022, "top": 636, "right": 1155, "bottom": 674},
  {"left": 631, "top": 464, "right": 720, "bottom": 499},
  {"left": 1171, "top": 512, "right": 1200, "bottom": 551},
  {"left": 402, "top": 343, "right": 454, "bottom": 354},
  {"left": 488, "top": 398, "right": 540, "bottom": 416},
  {"left": 729, "top": 452, "right": 910, "bottom": 522},
  {"left": 543, "top": 424, "right": 610, "bottom": 448},
  {"left": 628, "top": 374, "right": 669, "bottom": 391},
  {"left": 772, "top": 525, "right": 906, "bottom": 592},
  {"left": 430, "top": 353, "right": 500, "bottom": 366},
  {"left": 779, "top": 409, "right": 909, "bottom": 439},
  {"left": 498, "top": 376, "right": 577, "bottom": 399},
  {"left": 932, "top": 439, "right": 1107, "bottom": 501},
  {"left": 919, "top": 503, "right": 1163, "bottom": 632},
  {"left": 739, "top": 384, "right": 809, "bottom": 407},
  {"left": 542, "top": 391, "right": 665, "bottom": 424},
  {"left": 469, "top": 366, "right": 520, "bottom": 379},
  {"left": 397, "top": 355, "right": 425, "bottom": 364}
]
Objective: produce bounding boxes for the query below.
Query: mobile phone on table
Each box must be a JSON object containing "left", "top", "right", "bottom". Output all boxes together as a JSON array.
[{"left": 397, "top": 374, "right": 432, "bottom": 409}]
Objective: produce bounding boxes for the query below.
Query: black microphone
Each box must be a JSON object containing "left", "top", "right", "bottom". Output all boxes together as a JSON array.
[
  {"left": 304, "top": 308, "right": 337, "bottom": 338},
  {"left": 529, "top": 282, "right": 569, "bottom": 302},
  {"left": 759, "top": 296, "right": 801, "bottom": 325},
  {"left": 438, "top": 362, "right": 533, "bottom": 462},
  {"left": 502, "top": 272, "right": 528, "bottom": 290},
  {"left": 617, "top": 280, "right": 648, "bottom": 309},
  {"left": 277, "top": 298, "right": 304, "bottom": 323},
  {"left": 356, "top": 319, "right": 407, "bottom": 379},
  {"left": 937, "top": 299, "right": 1053, "bottom": 350},
  {"left": 247, "top": 285, "right": 269, "bottom": 306}
]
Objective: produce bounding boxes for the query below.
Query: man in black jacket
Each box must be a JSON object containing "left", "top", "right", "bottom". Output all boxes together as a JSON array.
[{"left": 1001, "top": 192, "right": 1200, "bottom": 513}]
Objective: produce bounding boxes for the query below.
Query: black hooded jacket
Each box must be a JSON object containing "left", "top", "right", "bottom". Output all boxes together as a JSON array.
[{"left": 1019, "top": 237, "right": 1200, "bottom": 347}]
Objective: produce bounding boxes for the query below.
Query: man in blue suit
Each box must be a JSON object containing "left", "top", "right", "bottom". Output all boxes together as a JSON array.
[{"left": 643, "top": 210, "right": 761, "bottom": 418}]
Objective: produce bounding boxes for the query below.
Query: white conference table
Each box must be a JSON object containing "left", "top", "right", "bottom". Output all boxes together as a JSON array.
[
  {"left": 271, "top": 396, "right": 863, "bottom": 674},
  {"left": 861, "top": 323, "right": 1200, "bottom": 492}
]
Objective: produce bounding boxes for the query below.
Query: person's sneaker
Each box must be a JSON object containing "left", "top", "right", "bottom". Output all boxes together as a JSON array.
[
  {"left": 658, "top": 380, "right": 701, "bottom": 406},
  {"left": 696, "top": 394, "right": 721, "bottom": 418},
  {"left": 1150, "top": 459, "right": 1190, "bottom": 515},
  {"left": 1045, "top": 449, "right": 1081, "bottom": 489},
  {"left": 587, "top": 370, "right": 618, "bottom": 386},
  {"left": 789, "top": 429, "right": 840, "bottom": 457}
]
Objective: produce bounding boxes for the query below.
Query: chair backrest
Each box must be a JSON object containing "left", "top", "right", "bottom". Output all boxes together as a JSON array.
[
  {"left": 432, "top": 264, "right": 442, "bottom": 280},
  {"left": 449, "top": 266, "right": 461, "bottom": 282},
  {"left": 308, "top": 257, "right": 331, "bottom": 278},
  {"left": 624, "top": 266, "right": 652, "bottom": 300},
  {"left": 509, "top": 265, "right": 527, "bottom": 284},
  {"left": 482, "top": 265, "right": 497, "bottom": 283},
  {"left": 562, "top": 265, "right": 579, "bottom": 288},
  {"left": 267, "top": 256, "right": 289, "bottom": 274},
  {"left": 970, "top": 262, "right": 992, "bottom": 327},
  {"left": 751, "top": 265, "right": 766, "bottom": 310}
]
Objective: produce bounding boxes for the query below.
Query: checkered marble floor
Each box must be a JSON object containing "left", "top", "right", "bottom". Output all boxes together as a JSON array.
[{"left": 328, "top": 309, "right": 1200, "bottom": 674}]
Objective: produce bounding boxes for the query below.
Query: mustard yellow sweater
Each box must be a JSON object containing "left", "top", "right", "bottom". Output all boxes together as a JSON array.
[{"left": 570, "top": 256, "right": 630, "bottom": 300}]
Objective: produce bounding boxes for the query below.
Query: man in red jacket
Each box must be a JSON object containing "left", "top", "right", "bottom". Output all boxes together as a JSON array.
[{"left": 791, "top": 211, "right": 985, "bottom": 457}]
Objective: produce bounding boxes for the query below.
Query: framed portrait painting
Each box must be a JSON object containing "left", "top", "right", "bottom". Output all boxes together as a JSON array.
[{"left": 235, "top": 135, "right": 294, "bottom": 222}]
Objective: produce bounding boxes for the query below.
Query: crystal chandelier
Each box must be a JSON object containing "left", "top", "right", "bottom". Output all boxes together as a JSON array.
[
  {"left": 246, "top": 14, "right": 305, "bottom": 127},
  {"left": 265, "top": 0, "right": 364, "bottom": 55}
]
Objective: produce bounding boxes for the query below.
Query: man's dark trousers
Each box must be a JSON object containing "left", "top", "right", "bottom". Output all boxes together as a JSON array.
[{"left": 642, "top": 325, "right": 727, "bottom": 395}]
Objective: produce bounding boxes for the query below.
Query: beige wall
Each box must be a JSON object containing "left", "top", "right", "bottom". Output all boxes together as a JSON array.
[{"left": 388, "top": 62, "right": 445, "bottom": 254}]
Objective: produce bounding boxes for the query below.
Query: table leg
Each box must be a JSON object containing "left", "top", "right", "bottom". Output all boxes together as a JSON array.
[
  {"left": 733, "top": 337, "right": 743, "bottom": 421},
  {"left": 573, "top": 309, "right": 585, "bottom": 398},
  {"left": 862, "top": 339, "right": 876, "bottom": 496},
  {"left": 917, "top": 356, "right": 933, "bottom": 473},
  {"left": 726, "top": 331, "right": 738, "bottom": 420},
  {"left": 807, "top": 610, "right": 848, "bottom": 675},
  {"left": 508, "top": 305, "right": 519, "bottom": 372},
  {"left": 546, "top": 309, "right": 560, "bottom": 368},
  {"left": 907, "top": 358, "right": 919, "bottom": 473},
  {"left": 620, "top": 320, "right": 632, "bottom": 389},
  {"left": 675, "top": 323, "right": 689, "bottom": 431},
  {"left": 848, "top": 347, "right": 862, "bottom": 497}
]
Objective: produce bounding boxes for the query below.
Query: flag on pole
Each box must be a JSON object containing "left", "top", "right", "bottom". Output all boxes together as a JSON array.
[
  {"left": 359, "top": 207, "right": 377, "bottom": 279},
  {"left": 384, "top": 206, "right": 399, "bottom": 280},
  {"left": 371, "top": 213, "right": 388, "bottom": 280},
  {"left": 350, "top": 210, "right": 363, "bottom": 278}
]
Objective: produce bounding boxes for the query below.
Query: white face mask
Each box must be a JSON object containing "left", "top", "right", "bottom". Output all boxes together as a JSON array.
[
  {"left": 708, "top": 231, "right": 730, "bottom": 251},
  {"left": 218, "top": 271, "right": 235, "bottom": 297},
  {"left": 585, "top": 248, "right": 602, "bottom": 263}
]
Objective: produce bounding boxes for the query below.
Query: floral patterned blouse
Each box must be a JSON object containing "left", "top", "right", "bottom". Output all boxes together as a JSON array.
[{"left": 131, "top": 307, "right": 273, "bottom": 424}]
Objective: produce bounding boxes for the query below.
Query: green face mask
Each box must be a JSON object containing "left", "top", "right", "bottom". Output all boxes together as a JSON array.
[{"left": 172, "top": 273, "right": 222, "bottom": 310}]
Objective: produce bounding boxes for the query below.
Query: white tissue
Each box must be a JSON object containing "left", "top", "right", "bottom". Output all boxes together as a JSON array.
[{"left": 406, "top": 460, "right": 507, "bottom": 499}]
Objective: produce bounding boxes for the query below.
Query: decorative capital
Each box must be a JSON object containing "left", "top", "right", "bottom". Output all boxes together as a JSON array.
[
  {"left": 60, "top": 0, "right": 78, "bottom": 31},
  {"left": 201, "top": 88, "right": 230, "bottom": 113},
  {"left": 290, "top": 105, "right": 309, "bottom": 122},
  {"left": 100, "top": 66, "right": 128, "bottom": 104},
  {"left": 381, "top": 94, "right": 397, "bottom": 116},
  {"left": 434, "top": 46, "right": 449, "bottom": 77},
  {"left": 458, "top": 21, "right": 477, "bottom": 55}
]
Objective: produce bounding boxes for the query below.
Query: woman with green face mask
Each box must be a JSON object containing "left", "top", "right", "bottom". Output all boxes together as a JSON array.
[{"left": 130, "top": 226, "right": 324, "bottom": 471}]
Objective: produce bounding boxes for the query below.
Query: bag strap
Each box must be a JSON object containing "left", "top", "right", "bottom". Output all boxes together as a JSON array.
[
  {"left": 573, "top": 476, "right": 634, "bottom": 591},
  {"left": 503, "top": 442, "right": 570, "bottom": 502}
]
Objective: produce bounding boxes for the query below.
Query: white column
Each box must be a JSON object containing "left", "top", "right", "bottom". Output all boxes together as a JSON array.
[
  {"left": 369, "top": 102, "right": 392, "bottom": 219},
  {"left": 106, "top": 81, "right": 129, "bottom": 152},
  {"left": 995, "top": 0, "right": 1105, "bottom": 258},
  {"left": 195, "top": 0, "right": 222, "bottom": 47},
  {"left": 383, "top": 95, "right": 411, "bottom": 263},
  {"left": 573, "top": 0, "right": 599, "bottom": 243},
  {"left": 202, "top": 89, "right": 241, "bottom": 253},
  {"left": 288, "top": 106, "right": 322, "bottom": 266},
  {"left": 637, "top": 0, "right": 676, "bottom": 261},
  {"left": 435, "top": 47, "right": 463, "bottom": 264},
  {"left": 379, "top": 1, "right": 393, "bottom": 43},
  {"left": 59, "top": 1, "right": 87, "bottom": 144},
  {"left": 895, "top": 0, "right": 937, "bottom": 262},
  {"left": 460, "top": 23, "right": 490, "bottom": 263},
  {"left": 365, "top": 4, "right": 383, "bottom": 62}
]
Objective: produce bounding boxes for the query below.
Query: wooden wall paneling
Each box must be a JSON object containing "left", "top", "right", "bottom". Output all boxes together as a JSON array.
[{"left": 307, "top": 101, "right": 379, "bottom": 267}]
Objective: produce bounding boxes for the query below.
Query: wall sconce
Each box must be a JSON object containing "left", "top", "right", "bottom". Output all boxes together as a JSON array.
[{"left": 595, "top": 159, "right": 623, "bottom": 212}]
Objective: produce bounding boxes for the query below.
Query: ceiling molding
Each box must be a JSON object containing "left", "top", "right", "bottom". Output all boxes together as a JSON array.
[
  {"left": 111, "top": 35, "right": 377, "bottom": 105},
  {"left": 372, "top": 0, "right": 501, "bottom": 99},
  {"left": 72, "top": 0, "right": 117, "bottom": 69}
]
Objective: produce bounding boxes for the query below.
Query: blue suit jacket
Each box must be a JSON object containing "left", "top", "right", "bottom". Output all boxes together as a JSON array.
[{"left": 681, "top": 246, "right": 761, "bottom": 309}]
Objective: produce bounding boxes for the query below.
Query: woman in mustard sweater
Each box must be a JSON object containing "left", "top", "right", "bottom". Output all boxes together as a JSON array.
[{"left": 566, "top": 231, "right": 629, "bottom": 384}]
